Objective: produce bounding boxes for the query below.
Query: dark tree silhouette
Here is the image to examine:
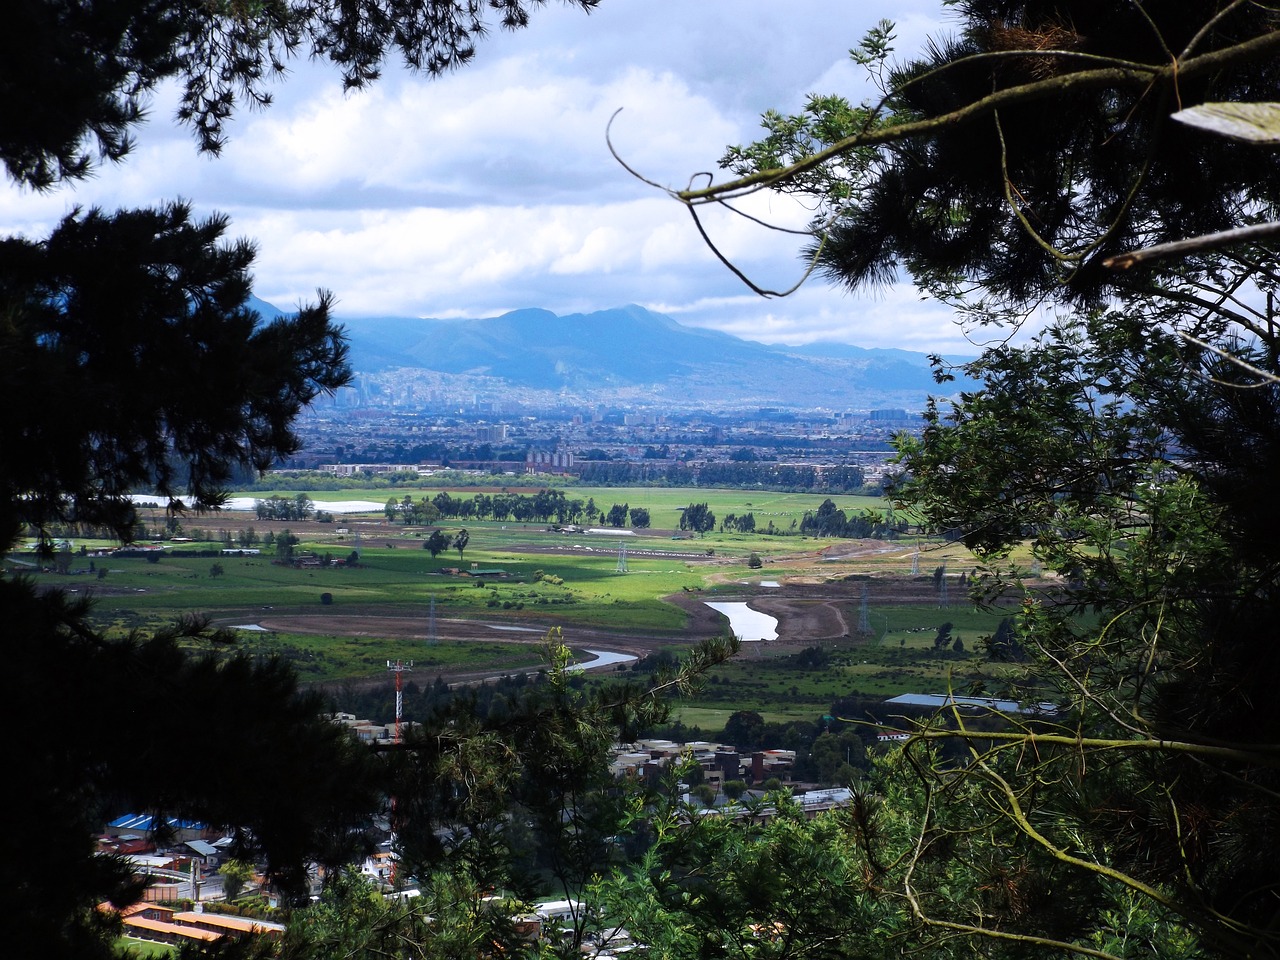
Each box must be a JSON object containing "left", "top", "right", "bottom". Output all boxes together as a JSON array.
[
  {"left": 0, "top": 202, "right": 349, "bottom": 549},
  {"left": 2, "top": 0, "right": 603, "bottom": 189}
]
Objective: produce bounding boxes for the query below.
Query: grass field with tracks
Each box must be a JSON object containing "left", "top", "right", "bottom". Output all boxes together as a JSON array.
[{"left": 11, "top": 483, "right": 1043, "bottom": 724}]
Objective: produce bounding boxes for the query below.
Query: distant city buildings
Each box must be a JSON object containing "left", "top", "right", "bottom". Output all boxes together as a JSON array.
[
  {"left": 526, "top": 449, "right": 575, "bottom": 473},
  {"left": 287, "top": 403, "right": 919, "bottom": 488},
  {"left": 323, "top": 463, "right": 430, "bottom": 477}
]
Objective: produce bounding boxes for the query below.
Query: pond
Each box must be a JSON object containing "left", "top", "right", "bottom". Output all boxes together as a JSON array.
[
  {"left": 568, "top": 649, "right": 638, "bottom": 672},
  {"left": 704, "top": 601, "right": 779, "bottom": 642}
]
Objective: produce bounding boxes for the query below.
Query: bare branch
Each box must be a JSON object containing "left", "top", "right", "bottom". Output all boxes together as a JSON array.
[
  {"left": 673, "top": 28, "right": 1280, "bottom": 206},
  {"left": 1104, "top": 220, "right": 1280, "bottom": 270},
  {"left": 1176, "top": 330, "right": 1280, "bottom": 385}
]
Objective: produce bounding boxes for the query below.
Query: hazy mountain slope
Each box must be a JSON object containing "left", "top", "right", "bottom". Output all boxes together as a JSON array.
[{"left": 263, "top": 302, "right": 968, "bottom": 408}]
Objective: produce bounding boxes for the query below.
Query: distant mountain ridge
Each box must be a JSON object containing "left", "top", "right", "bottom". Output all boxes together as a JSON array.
[{"left": 251, "top": 299, "right": 968, "bottom": 409}]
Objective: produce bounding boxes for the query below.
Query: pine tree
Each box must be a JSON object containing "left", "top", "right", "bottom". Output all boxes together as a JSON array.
[{"left": 689, "top": 5, "right": 1280, "bottom": 955}]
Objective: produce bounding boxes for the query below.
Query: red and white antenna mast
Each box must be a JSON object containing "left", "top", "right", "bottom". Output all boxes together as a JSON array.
[
  {"left": 385, "top": 659, "right": 413, "bottom": 888},
  {"left": 386, "top": 659, "right": 413, "bottom": 743}
]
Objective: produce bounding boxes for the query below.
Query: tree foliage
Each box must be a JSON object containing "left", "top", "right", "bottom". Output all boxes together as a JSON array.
[
  {"left": 798, "top": 497, "right": 903, "bottom": 539},
  {"left": 2, "top": 578, "right": 386, "bottom": 960},
  {"left": 600, "top": 789, "right": 893, "bottom": 960},
  {"left": 678, "top": 501, "right": 716, "bottom": 536},
  {"left": 0, "top": 4, "right": 607, "bottom": 957},
  {"left": 679, "top": 3, "right": 1280, "bottom": 309},
  {"left": 0, "top": 202, "right": 349, "bottom": 549},
  {"left": 279, "top": 868, "right": 528, "bottom": 960},
  {"left": 424, "top": 528, "right": 452, "bottom": 557},
  {"left": 674, "top": 4, "right": 1280, "bottom": 957},
  {"left": 2, "top": 0, "right": 603, "bottom": 189},
  {"left": 346, "top": 629, "right": 739, "bottom": 958},
  {"left": 888, "top": 299, "right": 1280, "bottom": 956}
]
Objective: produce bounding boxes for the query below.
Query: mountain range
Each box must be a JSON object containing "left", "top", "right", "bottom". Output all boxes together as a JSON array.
[{"left": 251, "top": 299, "right": 970, "bottom": 410}]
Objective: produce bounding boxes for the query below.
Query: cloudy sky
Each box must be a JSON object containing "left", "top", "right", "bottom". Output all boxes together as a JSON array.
[{"left": 0, "top": 0, "right": 1013, "bottom": 354}]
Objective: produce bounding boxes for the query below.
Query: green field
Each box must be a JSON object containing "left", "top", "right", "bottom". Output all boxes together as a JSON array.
[
  {"left": 44, "top": 484, "right": 914, "bottom": 628},
  {"left": 10, "top": 484, "right": 1033, "bottom": 726},
  {"left": 116, "top": 939, "right": 174, "bottom": 958},
  {"left": 656, "top": 603, "right": 1014, "bottom": 727},
  {"left": 253, "top": 485, "right": 890, "bottom": 534},
  {"left": 226, "top": 631, "right": 553, "bottom": 683},
  {"left": 56, "top": 537, "right": 715, "bottom": 631}
]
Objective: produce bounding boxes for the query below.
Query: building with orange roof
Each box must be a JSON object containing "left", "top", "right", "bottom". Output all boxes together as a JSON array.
[{"left": 172, "top": 911, "right": 287, "bottom": 940}]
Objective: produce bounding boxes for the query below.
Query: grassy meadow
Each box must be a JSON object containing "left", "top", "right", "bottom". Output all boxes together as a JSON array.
[
  {"left": 632, "top": 601, "right": 1017, "bottom": 728},
  {"left": 9, "top": 483, "right": 1042, "bottom": 724},
  {"left": 259, "top": 485, "right": 891, "bottom": 535}
]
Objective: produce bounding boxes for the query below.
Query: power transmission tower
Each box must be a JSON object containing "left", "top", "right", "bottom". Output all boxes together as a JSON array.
[
  {"left": 938, "top": 563, "right": 949, "bottom": 608},
  {"left": 858, "top": 584, "right": 871, "bottom": 634},
  {"left": 615, "top": 541, "right": 628, "bottom": 573},
  {"left": 427, "top": 596, "right": 437, "bottom": 645},
  {"left": 911, "top": 542, "right": 920, "bottom": 576}
]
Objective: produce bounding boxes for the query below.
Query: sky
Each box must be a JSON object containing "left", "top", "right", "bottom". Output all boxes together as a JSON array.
[{"left": 0, "top": 0, "right": 1014, "bottom": 354}]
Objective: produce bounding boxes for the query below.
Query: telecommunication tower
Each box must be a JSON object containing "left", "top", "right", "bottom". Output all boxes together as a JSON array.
[
  {"left": 385, "top": 659, "right": 412, "bottom": 888},
  {"left": 386, "top": 659, "right": 413, "bottom": 743}
]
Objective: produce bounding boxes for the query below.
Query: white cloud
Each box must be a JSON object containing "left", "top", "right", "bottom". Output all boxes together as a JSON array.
[
  {"left": 653, "top": 285, "right": 979, "bottom": 356},
  {"left": 1, "top": 0, "right": 974, "bottom": 355}
]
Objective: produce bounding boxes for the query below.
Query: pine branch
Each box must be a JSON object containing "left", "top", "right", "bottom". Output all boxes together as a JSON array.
[{"left": 673, "top": 29, "right": 1280, "bottom": 207}]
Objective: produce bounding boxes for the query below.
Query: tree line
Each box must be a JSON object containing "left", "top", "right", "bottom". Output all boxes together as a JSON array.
[
  {"left": 383, "top": 488, "right": 651, "bottom": 529},
  {"left": 575, "top": 458, "right": 870, "bottom": 492}
]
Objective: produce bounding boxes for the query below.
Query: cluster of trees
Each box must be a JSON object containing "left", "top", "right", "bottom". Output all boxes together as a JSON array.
[
  {"left": 383, "top": 489, "right": 653, "bottom": 529},
  {"left": 718, "top": 511, "right": 756, "bottom": 533},
  {"left": 677, "top": 501, "right": 716, "bottom": 536},
  {"left": 335, "top": 668, "right": 547, "bottom": 729},
  {"left": 422, "top": 527, "right": 469, "bottom": 562},
  {"left": 696, "top": 461, "right": 866, "bottom": 491},
  {"left": 255, "top": 494, "right": 317, "bottom": 521},
  {"left": 384, "top": 495, "right": 443, "bottom": 526},
  {"left": 797, "top": 497, "right": 905, "bottom": 539},
  {"left": 698, "top": 501, "right": 910, "bottom": 540},
  {"left": 930, "top": 621, "right": 964, "bottom": 655}
]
